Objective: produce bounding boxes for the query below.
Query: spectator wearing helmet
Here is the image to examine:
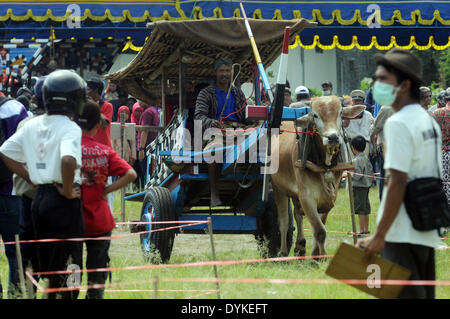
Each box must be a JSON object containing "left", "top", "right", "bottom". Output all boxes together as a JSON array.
[
  {"left": 289, "top": 85, "right": 311, "bottom": 108},
  {"left": 0, "top": 69, "right": 87, "bottom": 299},
  {"left": 16, "top": 87, "right": 33, "bottom": 100},
  {"left": 16, "top": 95, "right": 31, "bottom": 113},
  {"left": 31, "top": 76, "right": 47, "bottom": 116}
]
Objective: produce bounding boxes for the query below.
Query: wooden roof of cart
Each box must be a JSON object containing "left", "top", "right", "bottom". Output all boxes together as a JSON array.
[{"left": 105, "top": 18, "right": 315, "bottom": 105}]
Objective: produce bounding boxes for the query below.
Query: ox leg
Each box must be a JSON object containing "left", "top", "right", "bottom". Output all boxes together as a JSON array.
[
  {"left": 320, "top": 211, "right": 329, "bottom": 225},
  {"left": 273, "top": 190, "right": 290, "bottom": 257},
  {"left": 299, "top": 198, "right": 327, "bottom": 258},
  {"left": 292, "top": 199, "right": 306, "bottom": 257}
]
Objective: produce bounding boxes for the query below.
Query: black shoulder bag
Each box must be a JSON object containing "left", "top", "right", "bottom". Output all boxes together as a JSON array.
[{"left": 404, "top": 119, "right": 450, "bottom": 237}]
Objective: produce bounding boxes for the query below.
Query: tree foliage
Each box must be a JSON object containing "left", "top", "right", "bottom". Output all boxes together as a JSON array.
[
  {"left": 413, "top": 49, "right": 450, "bottom": 88},
  {"left": 438, "top": 49, "right": 450, "bottom": 87}
]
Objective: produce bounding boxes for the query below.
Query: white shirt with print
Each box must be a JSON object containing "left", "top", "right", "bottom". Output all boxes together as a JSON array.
[{"left": 0, "top": 114, "right": 82, "bottom": 185}]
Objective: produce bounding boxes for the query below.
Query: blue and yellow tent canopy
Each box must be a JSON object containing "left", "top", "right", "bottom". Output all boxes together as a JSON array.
[
  {"left": 0, "top": 0, "right": 449, "bottom": 50},
  {"left": 1, "top": 0, "right": 449, "bottom": 24}
]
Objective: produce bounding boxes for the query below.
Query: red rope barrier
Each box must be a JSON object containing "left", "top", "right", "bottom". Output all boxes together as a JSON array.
[
  {"left": 31, "top": 254, "right": 334, "bottom": 277},
  {"left": 157, "top": 277, "right": 450, "bottom": 287},
  {"left": 0, "top": 220, "right": 209, "bottom": 246}
]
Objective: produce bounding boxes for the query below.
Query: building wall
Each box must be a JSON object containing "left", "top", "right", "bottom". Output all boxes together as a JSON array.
[
  {"left": 336, "top": 48, "right": 377, "bottom": 96},
  {"left": 242, "top": 47, "right": 377, "bottom": 99},
  {"left": 242, "top": 47, "right": 338, "bottom": 98}
]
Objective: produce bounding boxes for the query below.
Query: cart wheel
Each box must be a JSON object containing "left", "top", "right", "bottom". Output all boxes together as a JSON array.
[
  {"left": 140, "top": 187, "right": 176, "bottom": 263},
  {"left": 255, "top": 192, "right": 293, "bottom": 258}
]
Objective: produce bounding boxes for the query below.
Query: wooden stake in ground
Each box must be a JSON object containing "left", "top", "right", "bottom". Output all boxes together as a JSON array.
[
  {"left": 153, "top": 276, "right": 158, "bottom": 299},
  {"left": 347, "top": 174, "right": 358, "bottom": 245},
  {"left": 25, "top": 267, "right": 35, "bottom": 299},
  {"left": 14, "top": 234, "right": 27, "bottom": 299},
  {"left": 42, "top": 278, "right": 49, "bottom": 299},
  {"left": 120, "top": 112, "right": 126, "bottom": 222},
  {"left": 207, "top": 217, "right": 221, "bottom": 299}
]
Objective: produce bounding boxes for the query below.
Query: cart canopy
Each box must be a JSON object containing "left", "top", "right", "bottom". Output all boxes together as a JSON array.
[{"left": 105, "top": 18, "right": 314, "bottom": 105}]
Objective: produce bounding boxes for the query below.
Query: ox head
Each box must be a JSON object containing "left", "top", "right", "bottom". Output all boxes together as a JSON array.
[{"left": 295, "top": 95, "right": 365, "bottom": 166}]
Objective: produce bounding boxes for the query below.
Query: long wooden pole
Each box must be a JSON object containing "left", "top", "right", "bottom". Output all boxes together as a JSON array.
[
  {"left": 120, "top": 112, "right": 126, "bottom": 222},
  {"left": 239, "top": 3, "right": 273, "bottom": 103},
  {"left": 178, "top": 49, "right": 186, "bottom": 112},
  {"left": 207, "top": 217, "right": 221, "bottom": 299},
  {"left": 161, "top": 67, "right": 167, "bottom": 127},
  {"left": 347, "top": 171, "right": 358, "bottom": 244},
  {"left": 14, "top": 234, "right": 27, "bottom": 299},
  {"left": 240, "top": 3, "right": 275, "bottom": 202}
]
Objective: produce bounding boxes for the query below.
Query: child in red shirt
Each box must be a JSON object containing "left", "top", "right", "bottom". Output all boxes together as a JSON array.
[{"left": 77, "top": 100, "right": 136, "bottom": 299}]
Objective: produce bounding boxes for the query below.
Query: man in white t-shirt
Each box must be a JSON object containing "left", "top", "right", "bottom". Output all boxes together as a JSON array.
[
  {"left": 343, "top": 90, "right": 374, "bottom": 158},
  {"left": 357, "top": 48, "right": 445, "bottom": 299},
  {"left": 0, "top": 70, "right": 87, "bottom": 299}
]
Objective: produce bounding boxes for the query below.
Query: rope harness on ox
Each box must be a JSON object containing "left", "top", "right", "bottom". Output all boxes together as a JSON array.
[{"left": 293, "top": 118, "right": 355, "bottom": 186}]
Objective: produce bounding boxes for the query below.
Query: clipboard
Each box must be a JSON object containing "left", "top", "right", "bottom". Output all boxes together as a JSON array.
[{"left": 325, "top": 242, "right": 411, "bottom": 299}]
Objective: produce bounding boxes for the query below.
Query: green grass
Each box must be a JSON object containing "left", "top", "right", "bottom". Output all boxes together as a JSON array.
[{"left": 1, "top": 185, "right": 449, "bottom": 299}]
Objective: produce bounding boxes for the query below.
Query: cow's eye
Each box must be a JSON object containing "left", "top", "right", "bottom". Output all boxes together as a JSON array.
[{"left": 313, "top": 114, "right": 319, "bottom": 119}]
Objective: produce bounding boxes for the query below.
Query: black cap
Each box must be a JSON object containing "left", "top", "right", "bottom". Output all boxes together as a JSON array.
[{"left": 86, "top": 77, "right": 104, "bottom": 95}]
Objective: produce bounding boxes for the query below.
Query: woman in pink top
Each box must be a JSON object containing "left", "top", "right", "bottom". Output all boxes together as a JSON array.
[{"left": 131, "top": 102, "right": 144, "bottom": 124}]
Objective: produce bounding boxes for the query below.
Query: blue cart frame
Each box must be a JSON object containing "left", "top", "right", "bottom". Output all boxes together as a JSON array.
[{"left": 127, "top": 106, "right": 310, "bottom": 262}]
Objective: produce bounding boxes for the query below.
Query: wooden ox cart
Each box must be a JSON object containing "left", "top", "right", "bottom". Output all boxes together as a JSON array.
[{"left": 105, "top": 17, "right": 314, "bottom": 263}]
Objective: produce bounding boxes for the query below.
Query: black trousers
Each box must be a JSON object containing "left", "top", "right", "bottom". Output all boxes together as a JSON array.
[
  {"left": 381, "top": 242, "right": 435, "bottom": 299},
  {"left": 85, "top": 232, "right": 111, "bottom": 299},
  {"left": 19, "top": 194, "right": 39, "bottom": 297},
  {"left": 132, "top": 154, "right": 147, "bottom": 191},
  {"left": 31, "top": 185, "right": 85, "bottom": 299}
]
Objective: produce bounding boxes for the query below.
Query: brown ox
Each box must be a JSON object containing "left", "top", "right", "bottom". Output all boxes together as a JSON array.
[{"left": 270, "top": 95, "right": 365, "bottom": 257}]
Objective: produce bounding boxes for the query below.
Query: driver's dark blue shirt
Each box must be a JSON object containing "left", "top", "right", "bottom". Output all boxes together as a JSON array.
[{"left": 215, "top": 87, "right": 238, "bottom": 122}]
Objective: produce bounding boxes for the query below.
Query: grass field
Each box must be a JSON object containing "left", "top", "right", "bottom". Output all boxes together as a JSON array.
[{"left": 1, "top": 185, "right": 449, "bottom": 299}]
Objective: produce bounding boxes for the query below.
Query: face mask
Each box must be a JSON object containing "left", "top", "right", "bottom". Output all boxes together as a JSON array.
[
  {"left": 322, "top": 90, "right": 331, "bottom": 96},
  {"left": 373, "top": 81, "right": 401, "bottom": 106}
]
